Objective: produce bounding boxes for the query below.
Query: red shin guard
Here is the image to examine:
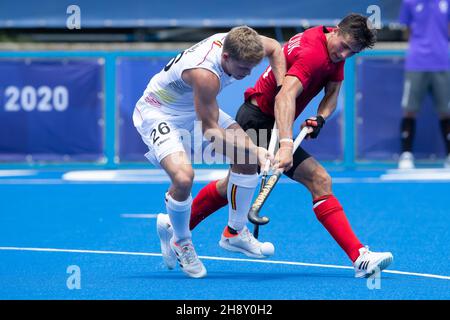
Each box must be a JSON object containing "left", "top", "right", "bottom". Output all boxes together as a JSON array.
[
  {"left": 190, "top": 180, "right": 228, "bottom": 230},
  {"left": 313, "top": 195, "right": 363, "bottom": 262}
]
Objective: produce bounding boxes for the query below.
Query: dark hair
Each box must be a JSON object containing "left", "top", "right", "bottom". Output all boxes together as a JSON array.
[{"left": 338, "top": 13, "right": 377, "bottom": 50}]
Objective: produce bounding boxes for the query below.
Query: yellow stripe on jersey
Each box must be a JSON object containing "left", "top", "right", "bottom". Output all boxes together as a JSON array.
[
  {"left": 154, "top": 89, "right": 177, "bottom": 104},
  {"left": 213, "top": 40, "right": 223, "bottom": 48}
]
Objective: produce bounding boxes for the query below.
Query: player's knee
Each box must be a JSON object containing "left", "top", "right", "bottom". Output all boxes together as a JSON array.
[
  {"left": 311, "top": 167, "right": 332, "bottom": 190},
  {"left": 173, "top": 169, "right": 194, "bottom": 190}
]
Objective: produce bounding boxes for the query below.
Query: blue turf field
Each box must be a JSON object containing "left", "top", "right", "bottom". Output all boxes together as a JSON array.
[{"left": 0, "top": 169, "right": 449, "bottom": 300}]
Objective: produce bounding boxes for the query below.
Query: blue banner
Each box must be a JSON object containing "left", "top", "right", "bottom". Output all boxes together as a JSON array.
[
  {"left": 117, "top": 57, "right": 169, "bottom": 162},
  {"left": 0, "top": 59, "right": 104, "bottom": 162},
  {"left": 0, "top": 0, "right": 399, "bottom": 28},
  {"left": 356, "top": 57, "right": 446, "bottom": 161}
]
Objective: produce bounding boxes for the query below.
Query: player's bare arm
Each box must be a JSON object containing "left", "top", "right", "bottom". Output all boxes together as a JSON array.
[
  {"left": 300, "top": 81, "right": 341, "bottom": 140},
  {"left": 316, "top": 81, "right": 342, "bottom": 119},
  {"left": 260, "top": 35, "right": 287, "bottom": 86},
  {"left": 183, "top": 68, "right": 271, "bottom": 167},
  {"left": 272, "top": 75, "right": 304, "bottom": 171}
]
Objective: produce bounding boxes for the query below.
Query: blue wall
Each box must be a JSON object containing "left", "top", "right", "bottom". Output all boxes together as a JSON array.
[{"left": 0, "top": 0, "right": 400, "bottom": 28}]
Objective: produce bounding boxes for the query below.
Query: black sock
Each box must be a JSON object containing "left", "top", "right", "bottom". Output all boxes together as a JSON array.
[
  {"left": 401, "top": 117, "right": 416, "bottom": 153},
  {"left": 439, "top": 118, "right": 450, "bottom": 155},
  {"left": 227, "top": 226, "right": 238, "bottom": 235}
]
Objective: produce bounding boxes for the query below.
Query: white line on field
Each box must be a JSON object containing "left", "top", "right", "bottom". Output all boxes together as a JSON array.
[
  {"left": 0, "top": 246, "right": 449, "bottom": 281},
  {"left": 120, "top": 214, "right": 159, "bottom": 219}
]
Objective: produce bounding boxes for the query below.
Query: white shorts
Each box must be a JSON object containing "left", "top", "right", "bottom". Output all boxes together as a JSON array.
[{"left": 133, "top": 106, "right": 236, "bottom": 167}]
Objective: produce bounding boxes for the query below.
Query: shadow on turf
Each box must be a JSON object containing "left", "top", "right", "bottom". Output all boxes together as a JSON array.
[{"left": 121, "top": 270, "right": 357, "bottom": 281}]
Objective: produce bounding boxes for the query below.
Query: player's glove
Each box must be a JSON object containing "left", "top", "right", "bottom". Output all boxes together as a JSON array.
[{"left": 303, "top": 115, "right": 325, "bottom": 139}]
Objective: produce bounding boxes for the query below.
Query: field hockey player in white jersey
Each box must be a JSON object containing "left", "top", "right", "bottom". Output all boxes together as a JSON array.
[{"left": 133, "top": 26, "right": 286, "bottom": 278}]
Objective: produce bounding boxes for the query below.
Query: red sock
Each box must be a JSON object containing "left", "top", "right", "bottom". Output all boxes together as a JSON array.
[
  {"left": 313, "top": 195, "right": 363, "bottom": 262},
  {"left": 190, "top": 180, "right": 228, "bottom": 230}
]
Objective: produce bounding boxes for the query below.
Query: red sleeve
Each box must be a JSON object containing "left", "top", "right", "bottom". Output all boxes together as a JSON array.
[{"left": 286, "top": 54, "right": 314, "bottom": 90}]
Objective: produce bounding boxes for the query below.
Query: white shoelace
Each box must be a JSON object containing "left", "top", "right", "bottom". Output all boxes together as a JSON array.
[
  {"left": 180, "top": 243, "right": 198, "bottom": 265},
  {"left": 241, "top": 228, "right": 259, "bottom": 246},
  {"left": 358, "top": 246, "right": 371, "bottom": 261}
]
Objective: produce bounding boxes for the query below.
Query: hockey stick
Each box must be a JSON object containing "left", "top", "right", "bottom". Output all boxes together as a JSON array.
[
  {"left": 253, "top": 122, "right": 278, "bottom": 238},
  {"left": 248, "top": 126, "right": 313, "bottom": 226}
]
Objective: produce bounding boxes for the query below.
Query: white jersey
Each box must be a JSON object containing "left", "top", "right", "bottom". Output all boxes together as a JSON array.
[{"left": 137, "top": 33, "right": 235, "bottom": 114}]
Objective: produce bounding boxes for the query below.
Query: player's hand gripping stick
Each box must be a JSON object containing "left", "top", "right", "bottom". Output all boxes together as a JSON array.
[{"left": 248, "top": 126, "right": 313, "bottom": 226}]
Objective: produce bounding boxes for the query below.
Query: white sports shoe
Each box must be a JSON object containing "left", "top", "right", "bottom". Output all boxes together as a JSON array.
[
  {"left": 170, "top": 238, "right": 207, "bottom": 278},
  {"left": 156, "top": 213, "right": 176, "bottom": 270},
  {"left": 219, "top": 225, "right": 275, "bottom": 258},
  {"left": 398, "top": 151, "right": 415, "bottom": 169},
  {"left": 353, "top": 246, "right": 393, "bottom": 278}
]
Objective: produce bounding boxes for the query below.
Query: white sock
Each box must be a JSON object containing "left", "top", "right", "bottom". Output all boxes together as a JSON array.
[
  {"left": 165, "top": 192, "right": 192, "bottom": 242},
  {"left": 227, "top": 172, "right": 259, "bottom": 231}
]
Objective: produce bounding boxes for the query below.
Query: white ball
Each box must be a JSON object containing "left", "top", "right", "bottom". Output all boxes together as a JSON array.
[{"left": 261, "top": 242, "right": 275, "bottom": 256}]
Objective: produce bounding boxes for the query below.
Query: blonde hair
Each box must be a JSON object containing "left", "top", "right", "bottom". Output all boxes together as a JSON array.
[{"left": 223, "top": 26, "right": 264, "bottom": 64}]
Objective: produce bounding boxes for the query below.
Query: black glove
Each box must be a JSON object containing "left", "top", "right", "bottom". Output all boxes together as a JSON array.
[{"left": 304, "top": 115, "right": 325, "bottom": 139}]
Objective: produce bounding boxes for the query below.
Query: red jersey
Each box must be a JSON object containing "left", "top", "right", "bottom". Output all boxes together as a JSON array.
[{"left": 244, "top": 26, "right": 344, "bottom": 118}]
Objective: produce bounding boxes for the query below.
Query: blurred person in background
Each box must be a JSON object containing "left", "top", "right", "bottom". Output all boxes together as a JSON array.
[{"left": 398, "top": 0, "right": 450, "bottom": 169}]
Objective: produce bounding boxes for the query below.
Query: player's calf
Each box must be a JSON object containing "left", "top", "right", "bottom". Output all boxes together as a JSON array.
[
  {"left": 161, "top": 153, "right": 196, "bottom": 243},
  {"left": 190, "top": 179, "right": 228, "bottom": 230}
]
